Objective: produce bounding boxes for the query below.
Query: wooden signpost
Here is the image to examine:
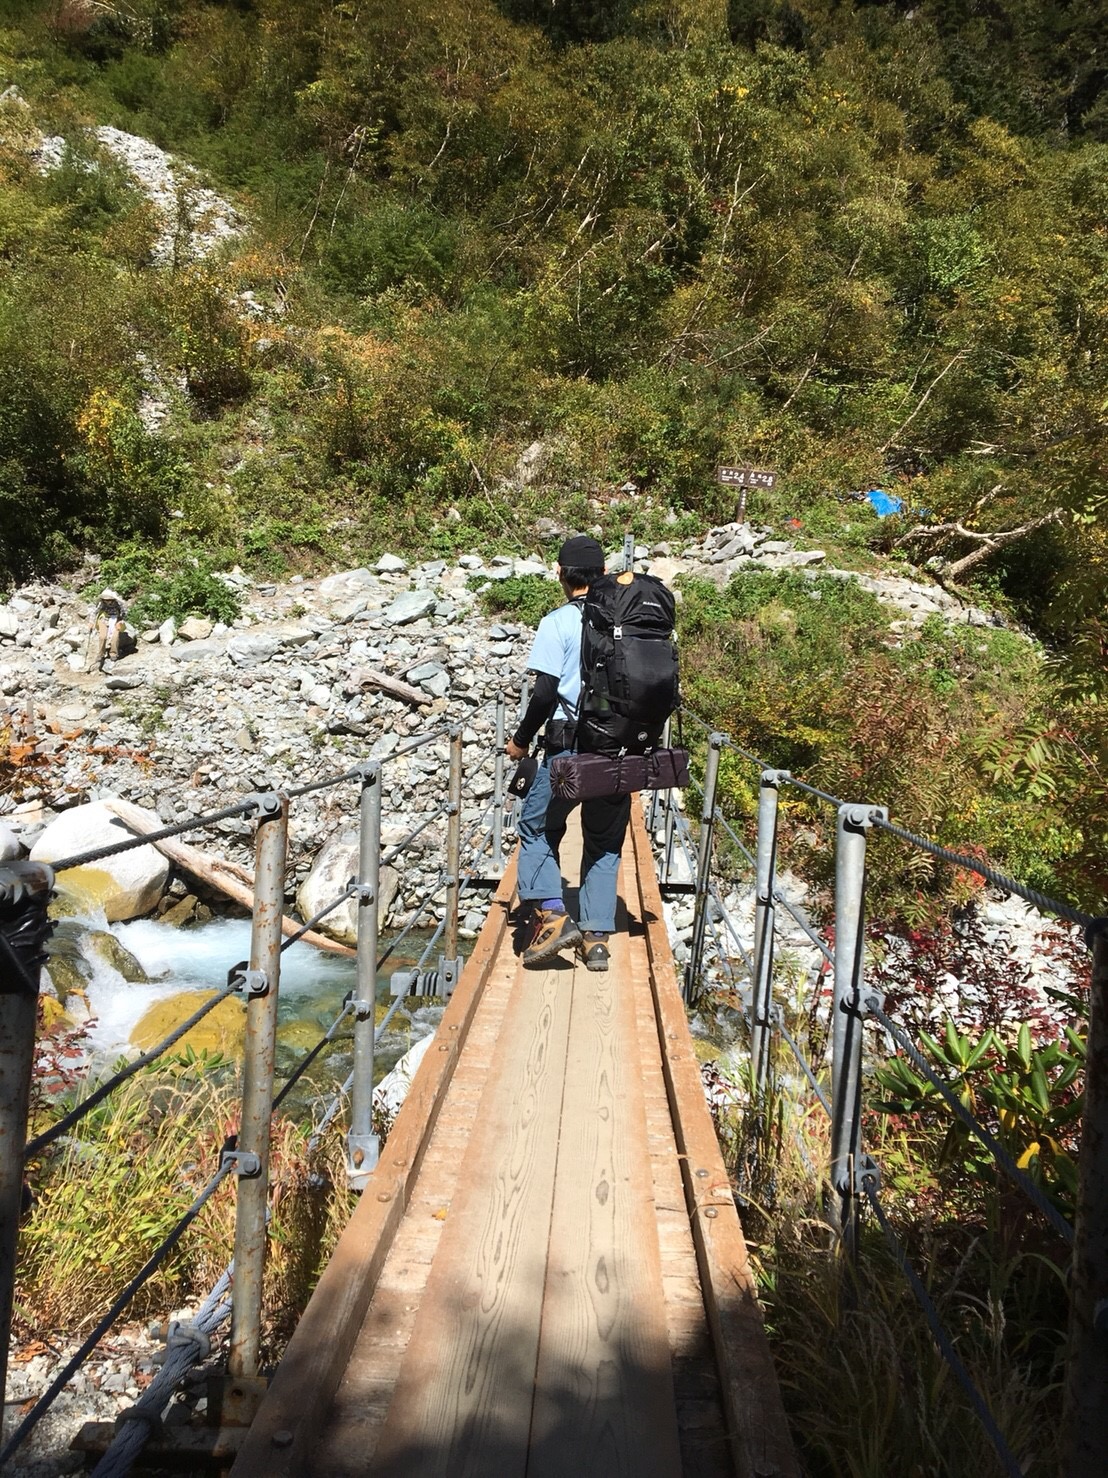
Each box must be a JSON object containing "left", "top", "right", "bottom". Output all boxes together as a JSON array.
[{"left": 716, "top": 466, "right": 776, "bottom": 525}]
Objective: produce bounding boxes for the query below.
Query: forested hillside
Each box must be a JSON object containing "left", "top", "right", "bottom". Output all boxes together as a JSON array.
[{"left": 1, "top": 0, "right": 1107, "bottom": 892}]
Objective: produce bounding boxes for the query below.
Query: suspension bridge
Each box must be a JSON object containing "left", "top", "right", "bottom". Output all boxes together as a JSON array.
[{"left": 1, "top": 699, "right": 1106, "bottom": 1477}]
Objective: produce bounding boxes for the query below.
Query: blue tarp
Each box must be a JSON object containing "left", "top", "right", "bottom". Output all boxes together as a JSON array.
[{"left": 867, "top": 489, "right": 903, "bottom": 517}]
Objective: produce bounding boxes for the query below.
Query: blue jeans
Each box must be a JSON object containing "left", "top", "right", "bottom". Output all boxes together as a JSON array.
[{"left": 516, "top": 751, "right": 631, "bottom": 935}]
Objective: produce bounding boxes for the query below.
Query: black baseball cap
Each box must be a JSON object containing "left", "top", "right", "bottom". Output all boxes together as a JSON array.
[{"left": 557, "top": 534, "right": 605, "bottom": 568}]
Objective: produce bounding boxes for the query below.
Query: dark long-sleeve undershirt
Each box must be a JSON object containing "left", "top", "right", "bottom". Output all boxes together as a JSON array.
[{"left": 512, "top": 671, "right": 562, "bottom": 750}]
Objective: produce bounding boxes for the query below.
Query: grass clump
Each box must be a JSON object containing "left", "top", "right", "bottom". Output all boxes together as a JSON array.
[{"left": 18, "top": 1054, "right": 350, "bottom": 1355}]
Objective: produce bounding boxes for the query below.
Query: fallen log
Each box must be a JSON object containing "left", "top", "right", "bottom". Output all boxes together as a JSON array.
[
  {"left": 102, "top": 797, "right": 355, "bottom": 958},
  {"left": 350, "top": 665, "right": 427, "bottom": 707}
]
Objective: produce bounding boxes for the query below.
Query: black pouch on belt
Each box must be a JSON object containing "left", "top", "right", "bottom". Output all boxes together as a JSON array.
[{"left": 507, "top": 754, "right": 538, "bottom": 800}]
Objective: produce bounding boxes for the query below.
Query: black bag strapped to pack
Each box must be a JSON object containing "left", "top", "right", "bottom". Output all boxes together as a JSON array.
[
  {"left": 549, "top": 747, "right": 690, "bottom": 802},
  {"left": 577, "top": 572, "right": 680, "bottom": 757}
]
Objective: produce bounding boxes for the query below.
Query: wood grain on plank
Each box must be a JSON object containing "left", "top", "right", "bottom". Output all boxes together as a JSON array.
[
  {"left": 229, "top": 860, "right": 517, "bottom": 1478},
  {"left": 368, "top": 961, "right": 573, "bottom": 1478},
  {"left": 528, "top": 927, "right": 682, "bottom": 1478},
  {"left": 311, "top": 944, "right": 522, "bottom": 1477},
  {"left": 630, "top": 808, "right": 800, "bottom": 1478}
]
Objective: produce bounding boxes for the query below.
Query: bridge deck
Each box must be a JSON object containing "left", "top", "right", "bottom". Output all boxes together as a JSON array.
[{"left": 231, "top": 809, "right": 797, "bottom": 1478}]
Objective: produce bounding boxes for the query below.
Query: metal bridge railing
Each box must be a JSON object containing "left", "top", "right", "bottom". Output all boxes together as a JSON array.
[
  {"left": 0, "top": 695, "right": 518, "bottom": 1474},
  {"left": 656, "top": 706, "right": 1105, "bottom": 1478}
]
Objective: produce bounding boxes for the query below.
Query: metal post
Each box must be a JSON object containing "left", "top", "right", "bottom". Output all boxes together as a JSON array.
[
  {"left": 517, "top": 674, "right": 531, "bottom": 725},
  {"left": 492, "top": 697, "right": 506, "bottom": 873},
  {"left": 684, "top": 732, "right": 725, "bottom": 1003},
  {"left": 440, "top": 725, "right": 463, "bottom": 996},
  {"left": 622, "top": 531, "right": 635, "bottom": 572},
  {"left": 0, "top": 862, "right": 53, "bottom": 1419},
  {"left": 1064, "top": 920, "right": 1108, "bottom": 1477},
  {"left": 228, "top": 793, "right": 288, "bottom": 1380},
  {"left": 750, "top": 770, "right": 782, "bottom": 1096},
  {"left": 347, "top": 762, "right": 382, "bottom": 1190},
  {"left": 829, "top": 802, "right": 883, "bottom": 1260},
  {"left": 662, "top": 783, "right": 677, "bottom": 886},
  {"left": 646, "top": 719, "right": 671, "bottom": 835}
]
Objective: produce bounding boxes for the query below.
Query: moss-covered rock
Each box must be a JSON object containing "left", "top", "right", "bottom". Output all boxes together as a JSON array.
[
  {"left": 131, "top": 991, "right": 246, "bottom": 1058},
  {"left": 45, "top": 952, "right": 91, "bottom": 998},
  {"left": 85, "top": 929, "right": 149, "bottom": 983}
]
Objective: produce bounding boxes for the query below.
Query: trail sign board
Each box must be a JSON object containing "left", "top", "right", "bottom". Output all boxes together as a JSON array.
[{"left": 716, "top": 466, "right": 777, "bottom": 489}]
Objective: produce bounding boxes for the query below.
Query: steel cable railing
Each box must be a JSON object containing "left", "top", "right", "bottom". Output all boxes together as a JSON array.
[
  {"left": 670, "top": 701, "right": 1094, "bottom": 1473},
  {"left": 47, "top": 797, "right": 266, "bottom": 873},
  {"left": 0, "top": 1163, "right": 233, "bottom": 1467},
  {"left": 27, "top": 877, "right": 365, "bottom": 1160},
  {"left": 1, "top": 698, "right": 518, "bottom": 1474},
  {"left": 870, "top": 815, "right": 1096, "bottom": 930},
  {"left": 860, "top": 1176, "right": 1025, "bottom": 1478},
  {"left": 24, "top": 980, "right": 242, "bottom": 1159}
]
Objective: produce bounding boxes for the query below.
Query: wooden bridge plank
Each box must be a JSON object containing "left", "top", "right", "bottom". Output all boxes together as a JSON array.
[
  {"left": 626, "top": 845, "right": 734, "bottom": 1478},
  {"left": 629, "top": 808, "right": 800, "bottom": 1478},
  {"left": 527, "top": 930, "right": 682, "bottom": 1478},
  {"left": 366, "top": 959, "right": 574, "bottom": 1477},
  {"left": 229, "top": 861, "right": 517, "bottom": 1478},
  {"left": 310, "top": 945, "right": 522, "bottom": 1477}
]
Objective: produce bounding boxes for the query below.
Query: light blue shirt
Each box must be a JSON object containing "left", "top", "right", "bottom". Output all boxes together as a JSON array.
[{"left": 526, "top": 600, "right": 583, "bottom": 713}]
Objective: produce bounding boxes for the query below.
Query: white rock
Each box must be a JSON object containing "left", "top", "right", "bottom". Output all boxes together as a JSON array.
[
  {"left": 227, "top": 633, "right": 280, "bottom": 666},
  {"left": 295, "top": 828, "right": 400, "bottom": 945},
  {"left": 158, "top": 617, "right": 177, "bottom": 646},
  {"left": 0, "top": 822, "right": 22, "bottom": 861},
  {"left": 319, "top": 568, "right": 382, "bottom": 600},
  {"left": 384, "top": 591, "right": 437, "bottom": 626},
  {"left": 374, "top": 1033, "right": 435, "bottom": 1118},
  {"left": 375, "top": 554, "right": 408, "bottom": 574},
  {"left": 178, "top": 616, "right": 213, "bottom": 642},
  {"left": 0, "top": 610, "right": 19, "bottom": 639},
  {"left": 30, "top": 800, "right": 169, "bottom": 922}
]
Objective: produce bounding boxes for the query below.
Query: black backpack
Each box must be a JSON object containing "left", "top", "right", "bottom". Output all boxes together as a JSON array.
[{"left": 577, "top": 572, "right": 679, "bottom": 756}]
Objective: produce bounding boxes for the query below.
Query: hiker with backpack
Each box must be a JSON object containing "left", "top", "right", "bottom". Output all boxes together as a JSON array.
[{"left": 505, "top": 534, "right": 679, "bottom": 972}]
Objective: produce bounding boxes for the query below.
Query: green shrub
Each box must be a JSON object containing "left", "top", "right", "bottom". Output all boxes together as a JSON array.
[
  {"left": 100, "top": 539, "right": 241, "bottom": 625},
  {"left": 470, "top": 573, "right": 561, "bottom": 625}
]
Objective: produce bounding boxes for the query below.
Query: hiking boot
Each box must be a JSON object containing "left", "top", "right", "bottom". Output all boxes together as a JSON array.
[
  {"left": 522, "top": 909, "right": 581, "bottom": 967},
  {"left": 581, "top": 932, "right": 610, "bottom": 972}
]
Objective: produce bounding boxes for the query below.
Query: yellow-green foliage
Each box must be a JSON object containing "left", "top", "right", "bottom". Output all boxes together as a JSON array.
[
  {"left": 18, "top": 1060, "right": 351, "bottom": 1348},
  {"left": 677, "top": 571, "right": 1080, "bottom": 920}
]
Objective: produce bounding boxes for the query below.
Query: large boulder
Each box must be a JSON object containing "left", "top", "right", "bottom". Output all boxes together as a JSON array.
[
  {"left": 30, "top": 800, "right": 169, "bottom": 922},
  {"left": 131, "top": 990, "right": 246, "bottom": 1058},
  {"left": 296, "top": 827, "right": 399, "bottom": 946}
]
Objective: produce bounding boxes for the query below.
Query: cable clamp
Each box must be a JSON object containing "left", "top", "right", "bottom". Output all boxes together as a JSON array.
[
  {"left": 352, "top": 759, "right": 381, "bottom": 784},
  {"left": 862, "top": 989, "right": 886, "bottom": 1017},
  {"left": 242, "top": 790, "right": 282, "bottom": 819},
  {"left": 114, "top": 1405, "right": 162, "bottom": 1438},
  {"left": 165, "top": 1319, "right": 210, "bottom": 1363},
  {"left": 856, "top": 1154, "right": 881, "bottom": 1194},
  {"left": 753, "top": 1001, "right": 783, "bottom": 1029},
  {"left": 349, "top": 997, "right": 375, "bottom": 1022},
  {"left": 839, "top": 987, "right": 872, "bottom": 1019},
  {"left": 353, "top": 883, "right": 375, "bottom": 906},
  {"left": 221, "top": 1148, "right": 262, "bottom": 1179},
  {"left": 228, "top": 962, "right": 269, "bottom": 997}
]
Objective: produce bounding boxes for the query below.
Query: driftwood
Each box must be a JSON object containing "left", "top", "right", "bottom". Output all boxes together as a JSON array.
[
  {"left": 350, "top": 665, "right": 427, "bottom": 707},
  {"left": 897, "top": 506, "right": 1064, "bottom": 582},
  {"left": 103, "top": 798, "right": 355, "bottom": 958}
]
